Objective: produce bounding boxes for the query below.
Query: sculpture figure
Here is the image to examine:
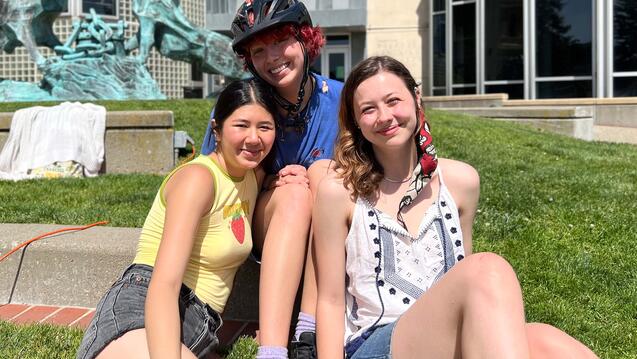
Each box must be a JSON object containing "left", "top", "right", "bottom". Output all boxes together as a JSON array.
[
  {"left": 130, "top": 0, "right": 245, "bottom": 78},
  {"left": 0, "top": 0, "right": 65, "bottom": 65},
  {"left": 0, "top": 0, "right": 247, "bottom": 101}
]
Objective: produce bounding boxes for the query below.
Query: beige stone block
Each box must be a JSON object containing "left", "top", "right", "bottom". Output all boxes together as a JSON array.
[
  {"left": 424, "top": 94, "right": 508, "bottom": 108},
  {"left": 104, "top": 128, "right": 175, "bottom": 174},
  {"left": 367, "top": 0, "right": 422, "bottom": 26},
  {"left": 0, "top": 110, "right": 175, "bottom": 175},
  {"left": 0, "top": 133, "right": 7, "bottom": 151},
  {"left": 595, "top": 105, "right": 637, "bottom": 128},
  {"left": 593, "top": 125, "right": 637, "bottom": 145},
  {"left": 366, "top": 30, "right": 424, "bottom": 82},
  {"left": 491, "top": 117, "right": 594, "bottom": 141}
]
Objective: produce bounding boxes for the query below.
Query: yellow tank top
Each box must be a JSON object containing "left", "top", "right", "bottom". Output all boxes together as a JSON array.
[{"left": 133, "top": 154, "right": 256, "bottom": 313}]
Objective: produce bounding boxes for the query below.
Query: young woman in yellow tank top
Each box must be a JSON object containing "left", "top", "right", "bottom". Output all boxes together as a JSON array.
[{"left": 76, "top": 79, "right": 278, "bottom": 359}]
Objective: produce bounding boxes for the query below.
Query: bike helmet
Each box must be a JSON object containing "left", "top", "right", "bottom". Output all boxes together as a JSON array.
[
  {"left": 231, "top": 0, "right": 312, "bottom": 53},
  {"left": 230, "top": 0, "right": 315, "bottom": 126}
]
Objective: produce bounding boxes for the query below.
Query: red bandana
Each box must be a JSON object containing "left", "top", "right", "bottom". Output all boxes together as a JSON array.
[{"left": 396, "top": 110, "right": 438, "bottom": 230}]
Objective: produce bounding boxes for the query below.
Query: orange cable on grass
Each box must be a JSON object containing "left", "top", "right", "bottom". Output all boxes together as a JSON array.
[{"left": 0, "top": 221, "right": 109, "bottom": 263}]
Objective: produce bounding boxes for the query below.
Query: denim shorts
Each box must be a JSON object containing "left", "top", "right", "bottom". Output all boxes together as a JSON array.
[
  {"left": 348, "top": 322, "right": 397, "bottom": 359},
  {"left": 76, "top": 264, "right": 222, "bottom": 359}
]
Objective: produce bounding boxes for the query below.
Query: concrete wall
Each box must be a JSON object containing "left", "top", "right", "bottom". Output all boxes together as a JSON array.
[
  {"left": 0, "top": 111, "right": 175, "bottom": 175},
  {"left": 365, "top": 0, "right": 426, "bottom": 84}
]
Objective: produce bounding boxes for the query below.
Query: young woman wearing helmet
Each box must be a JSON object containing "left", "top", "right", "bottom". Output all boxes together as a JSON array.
[{"left": 201, "top": 1, "right": 342, "bottom": 358}]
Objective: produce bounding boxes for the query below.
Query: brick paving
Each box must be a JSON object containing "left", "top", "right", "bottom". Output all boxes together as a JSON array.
[{"left": 0, "top": 303, "right": 257, "bottom": 347}]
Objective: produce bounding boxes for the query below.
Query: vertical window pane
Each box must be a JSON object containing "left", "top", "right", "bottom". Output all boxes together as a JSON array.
[
  {"left": 614, "top": 0, "right": 637, "bottom": 72},
  {"left": 485, "top": 0, "right": 523, "bottom": 81},
  {"left": 434, "top": 0, "right": 445, "bottom": 12},
  {"left": 433, "top": 89, "right": 447, "bottom": 96},
  {"left": 453, "top": 87, "right": 476, "bottom": 95},
  {"left": 433, "top": 14, "right": 446, "bottom": 87},
  {"left": 485, "top": 84, "right": 524, "bottom": 99},
  {"left": 453, "top": 3, "right": 476, "bottom": 84},
  {"left": 614, "top": 77, "right": 637, "bottom": 97},
  {"left": 328, "top": 53, "right": 345, "bottom": 82},
  {"left": 536, "top": 0, "right": 592, "bottom": 77},
  {"left": 83, "top": 0, "right": 115, "bottom": 15},
  {"left": 537, "top": 80, "right": 592, "bottom": 98}
]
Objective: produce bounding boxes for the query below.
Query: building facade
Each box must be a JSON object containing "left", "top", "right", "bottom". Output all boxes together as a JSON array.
[
  {"left": 0, "top": 0, "right": 204, "bottom": 99},
  {"left": 427, "top": 0, "right": 637, "bottom": 99},
  {"left": 4, "top": 1, "right": 633, "bottom": 100}
]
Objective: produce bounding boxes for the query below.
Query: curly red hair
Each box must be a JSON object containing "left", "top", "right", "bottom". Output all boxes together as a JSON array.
[{"left": 237, "top": 24, "right": 325, "bottom": 67}]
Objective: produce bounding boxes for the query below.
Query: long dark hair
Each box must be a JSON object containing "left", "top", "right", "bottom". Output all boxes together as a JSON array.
[
  {"left": 213, "top": 78, "right": 278, "bottom": 131},
  {"left": 334, "top": 56, "right": 422, "bottom": 199}
]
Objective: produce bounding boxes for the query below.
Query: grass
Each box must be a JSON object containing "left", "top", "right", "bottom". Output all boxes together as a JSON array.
[
  {"left": 0, "top": 103, "right": 636, "bottom": 358},
  {"left": 0, "top": 321, "right": 84, "bottom": 358}
]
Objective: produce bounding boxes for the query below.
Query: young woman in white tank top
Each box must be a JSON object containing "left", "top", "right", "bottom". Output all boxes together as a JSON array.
[{"left": 313, "top": 56, "right": 597, "bottom": 359}]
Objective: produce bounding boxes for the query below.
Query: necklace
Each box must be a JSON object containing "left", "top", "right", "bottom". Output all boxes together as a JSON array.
[{"left": 382, "top": 176, "right": 411, "bottom": 184}]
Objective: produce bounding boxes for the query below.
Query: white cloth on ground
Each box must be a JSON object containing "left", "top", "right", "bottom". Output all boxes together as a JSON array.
[{"left": 0, "top": 102, "right": 106, "bottom": 180}]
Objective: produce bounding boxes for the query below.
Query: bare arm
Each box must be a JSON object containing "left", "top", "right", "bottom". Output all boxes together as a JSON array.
[
  {"left": 314, "top": 174, "right": 351, "bottom": 359},
  {"left": 145, "top": 164, "right": 215, "bottom": 359},
  {"left": 439, "top": 159, "right": 480, "bottom": 255}
]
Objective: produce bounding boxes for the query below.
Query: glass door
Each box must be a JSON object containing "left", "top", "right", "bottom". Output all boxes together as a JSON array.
[{"left": 324, "top": 49, "right": 348, "bottom": 82}]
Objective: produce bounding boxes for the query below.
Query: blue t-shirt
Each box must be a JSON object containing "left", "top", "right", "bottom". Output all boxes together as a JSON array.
[{"left": 201, "top": 73, "right": 343, "bottom": 174}]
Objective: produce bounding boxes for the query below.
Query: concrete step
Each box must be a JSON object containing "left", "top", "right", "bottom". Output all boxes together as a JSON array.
[
  {"left": 0, "top": 223, "right": 259, "bottom": 322},
  {"left": 436, "top": 107, "right": 594, "bottom": 141},
  {"left": 593, "top": 125, "right": 637, "bottom": 145}
]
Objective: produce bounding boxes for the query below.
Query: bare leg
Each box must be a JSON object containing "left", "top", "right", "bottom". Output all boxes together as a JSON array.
[
  {"left": 391, "top": 253, "right": 530, "bottom": 359},
  {"left": 253, "top": 183, "right": 313, "bottom": 347},
  {"left": 97, "top": 328, "right": 197, "bottom": 359},
  {"left": 526, "top": 323, "right": 598, "bottom": 359},
  {"left": 299, "top": 160, "right": 333, "bottom": 315}
]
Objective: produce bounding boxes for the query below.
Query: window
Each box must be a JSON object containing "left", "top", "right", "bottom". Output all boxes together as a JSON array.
[
  {"left": 82, "top": 0, "right": 116, "bottom": 16},
  {"left": 433, "top": 14, "right": 446, "bottom": 88},
  {"left": 485, "top": 0, "right": 523, "bottom": 81},
  {"left": 452, "top": 3, "right": 476, "bottom": 86},
  {"left": 537, "top": 80, "right": 592, "bottom": 99},
  {"left": 536, "top": 0, "right": 592, "bottom": 77}
]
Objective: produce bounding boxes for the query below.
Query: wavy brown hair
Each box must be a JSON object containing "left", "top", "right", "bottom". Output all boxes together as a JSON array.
[{"left": 333, "top": 56, "right": 422, "bottom": 199}]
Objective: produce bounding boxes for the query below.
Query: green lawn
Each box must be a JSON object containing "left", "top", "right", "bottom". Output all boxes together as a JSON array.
[{"left": 0, "top": 104, "right": 635, "bottom": 358}]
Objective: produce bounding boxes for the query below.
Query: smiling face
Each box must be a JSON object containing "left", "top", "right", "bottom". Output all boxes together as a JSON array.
[
  {"left": 247, "top": 33, "right": 305, "bottom": 91},
  {"left": 215, "top": 103, "right": 276, "bottom": 177},
  {"left": 353, "top": 71, "right": 418, "bottom": 150}
]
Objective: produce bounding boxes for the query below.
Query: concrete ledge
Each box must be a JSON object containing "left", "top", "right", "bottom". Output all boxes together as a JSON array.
[
  {"left": 437, "top": 106, "right": 593, "bottom": 119},
  {"left": 593, "top": 125, "right": 637, "bottom": 145},
  {"left": 0, "top": 224, "right": 259, "bottom": 322},
  {"left": 0, "top": 111, "right": 175, "bottom": 174},
  {"left": 437, "top": 107, "right": 594, "bottom": 141},
  {"left": 423, "top": 94, "right": 508, "bottom": 108},
  {"left": 491, "top": 117, "right": 594, "bottom": 141},
  {"left": 505, "top": 97, "right": 637, "bottom": 106}
]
